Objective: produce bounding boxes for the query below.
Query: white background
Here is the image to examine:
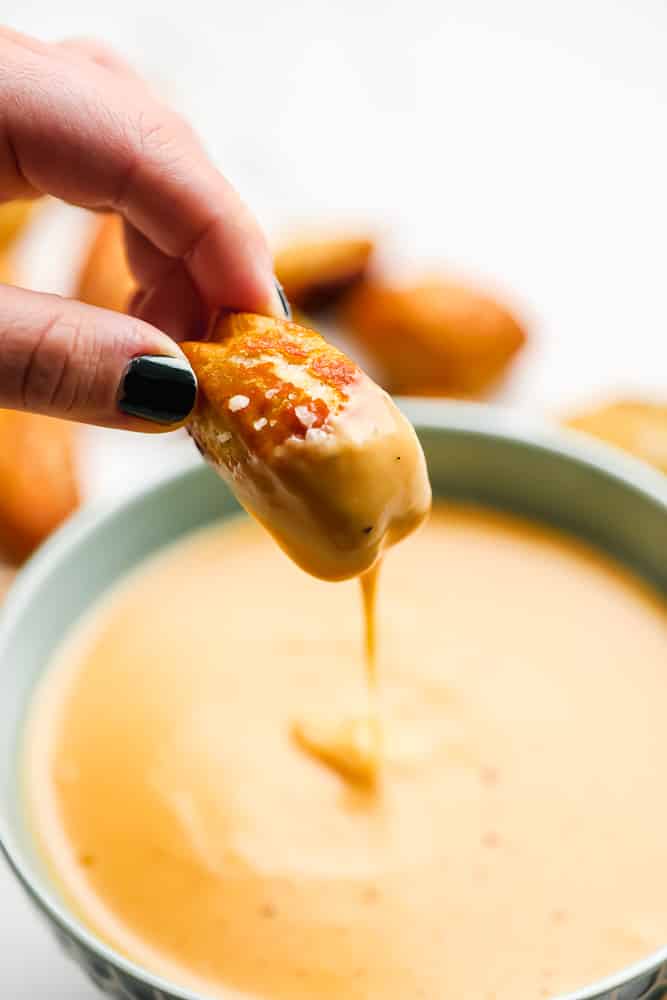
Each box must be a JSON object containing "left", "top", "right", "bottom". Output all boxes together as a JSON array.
[{"left": 1, "top": 0, "right": 666, "bottom": 995}]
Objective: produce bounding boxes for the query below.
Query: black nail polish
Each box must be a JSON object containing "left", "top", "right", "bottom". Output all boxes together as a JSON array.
[
  {"left": 118, "top": 355, "right": 197, "bottom": 425},
  {"left": 274, "top": 279, "right": 292, "bottom": 320}
]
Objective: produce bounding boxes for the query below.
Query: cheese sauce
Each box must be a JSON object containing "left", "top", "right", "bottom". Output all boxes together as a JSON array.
[{"left": 25, "top": 507, "right": 667, "bottom": 1000}]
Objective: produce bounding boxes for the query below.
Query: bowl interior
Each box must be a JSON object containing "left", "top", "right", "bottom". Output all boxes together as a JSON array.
[{"left": 0, "top": 400, "right": 665, "bottom": 1000}]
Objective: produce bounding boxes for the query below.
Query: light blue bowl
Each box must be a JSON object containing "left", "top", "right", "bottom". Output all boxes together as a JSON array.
[{"left": 0, "top": 401, "right": 665, "bottom": 1000}]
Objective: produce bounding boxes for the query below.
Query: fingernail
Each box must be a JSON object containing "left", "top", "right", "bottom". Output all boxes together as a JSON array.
[
  {"left": 273, "top": 278, "right": 292, "bottom": 319},
  {"left": 118, "top": 355, "right": 197, "bottom": 425}
]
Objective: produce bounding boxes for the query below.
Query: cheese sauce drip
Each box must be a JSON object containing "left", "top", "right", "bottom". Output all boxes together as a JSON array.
[{"left": 292, "top": 563, "right": 383, "bottom": 787}]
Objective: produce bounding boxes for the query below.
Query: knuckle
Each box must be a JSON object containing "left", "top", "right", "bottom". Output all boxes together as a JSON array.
[
  {"left": 18, "top": 306, "right": 108, "bottom": 415},
  {"left": 114, "top": 108, "right": 186, "bottom": 215},
  {"left": 0, "top": 304, "right": 62, "bottom": 410},
  {"left": 134, "top": 107, "right": 183, "bottom": 161},
  {"left": 21, "top": 308, "right": 80, "bottom": 411}
]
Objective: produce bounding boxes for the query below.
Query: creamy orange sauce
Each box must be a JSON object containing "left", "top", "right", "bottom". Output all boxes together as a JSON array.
[{"left": 25, "top": 507, "right": 667, "bottom": 1000}]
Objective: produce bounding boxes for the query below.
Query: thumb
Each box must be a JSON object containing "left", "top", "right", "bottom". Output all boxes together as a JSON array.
[{"left": 0, "top": 284, "right": 197, "bottom": 430}]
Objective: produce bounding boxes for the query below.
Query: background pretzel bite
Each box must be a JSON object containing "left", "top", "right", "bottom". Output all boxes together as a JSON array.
[
  {"left": 565, "top": 399, "right": 667, "bottom": 473},
  {"left": 0, "top": 199, "right": 36, "bottom": 253},
  {"left": 0, "top": 411, "right": 80, "bottom": 564},
  {"left": 182, "top": 314, "right": 431, "bottom": 581},
  {"left": 76, "top": 213, "right": 136, "bottom": 313},
  {"left": 274, "top": 235, "right": 374, "bottom": 312},
  {"left": 340, "top": 278, "right": 527, "bottom": 397},
  {"left": 0, "top": 254, "right": 14, "bottom": 285}
]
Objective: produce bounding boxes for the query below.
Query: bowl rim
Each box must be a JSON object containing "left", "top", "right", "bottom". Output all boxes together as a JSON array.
[{"left": 0, "top": 398, "right": 666, "bottom": 1000}]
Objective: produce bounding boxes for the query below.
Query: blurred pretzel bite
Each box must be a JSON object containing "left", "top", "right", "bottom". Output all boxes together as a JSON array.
[
  {"left": 274, "top": 235, "right": 374, "bottom": 312},
  {"left": 0, "top": 563, "right": 16, "bottom": 603},
  {"left": 0, "top": 411, "right": 80, "bottom": 564},
  {"left": 76, "top": 213, "right": 136, "bottom": 313},
  {"left": 565, "top": 400, "right": 667, "bottom": 473},
  {"left": 0, "top": 254, "right": 14, "bottom": 285},
  {"left": 0, "top": 199, "right": 36, "bottom": 252},
  {"left": 340, "top": 278, "right": 527, "bottom": 397},
  {"left": 182, "top": 313, "right": 431, "bottom": 581}
]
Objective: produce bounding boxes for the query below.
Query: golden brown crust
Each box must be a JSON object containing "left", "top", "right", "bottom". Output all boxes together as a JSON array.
[
  {"left": 182, "top": 313, "right": 361, "bottom": 459},
  {"left": 76, "top": 213, "right": 136, "bottom": 313},
  {"left": 0, "top": 199, "right": 37, "bottom": 252},
  {"left": 274, "top": 236, "right": 374, "bottom": 311},
  {"left": 565, "top": 400, "right": 667, "bottom": 473},
  {"left": 0, "top": 411, "right": 80, "bottom": 563},
  {"left": 340, "top": 278, "right": 527, "bottom": 397}
]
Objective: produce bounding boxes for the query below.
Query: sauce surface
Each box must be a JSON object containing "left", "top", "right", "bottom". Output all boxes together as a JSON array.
[{"left": 25, "top": 506, "right": 667, "bottom": 1000}]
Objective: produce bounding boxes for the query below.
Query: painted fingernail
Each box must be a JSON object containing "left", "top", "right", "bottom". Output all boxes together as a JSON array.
[
  {"left": 274, "top": 278, "right": 292, "bottom": 319},
  {"left": 118, "top": 355, "right": 197, "bottom": 425}
]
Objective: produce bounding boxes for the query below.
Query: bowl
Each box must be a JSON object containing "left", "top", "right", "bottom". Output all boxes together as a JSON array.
[{"left": 0, "top": 400, "right": 666, "bottom": 1000}]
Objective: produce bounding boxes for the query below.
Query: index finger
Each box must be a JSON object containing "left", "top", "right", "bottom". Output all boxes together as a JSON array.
[{"left": 0, "top": 32, "right": 283, "bottom": 317}]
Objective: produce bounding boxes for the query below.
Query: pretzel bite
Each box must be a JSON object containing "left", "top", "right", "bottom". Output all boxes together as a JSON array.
[
  {"left": 0, "top": 254, "right": 14, "bottom": 284},
  {"left": 182, "top": 313, "right": 431, "bottom": 581},
  {"left": 274, "top": 235, "right": 374, "bottom": 312},
  {"left": 0, "top": 411, "right": 80, "bottom": 563},
  {"left": 340, "top": 278, "right": 526, "bottom": 397},
  {"left": 0, "top": 199, "right": 36, "bottom": 252},
  {"left": 76, "top": 213, "right": 136, "bottom": 313},
  {"left": 565, "top": 399, "right": 667, "bottom": 473},
  {"left": 0, "top": 563, "right": 16, "bottom": 602}
]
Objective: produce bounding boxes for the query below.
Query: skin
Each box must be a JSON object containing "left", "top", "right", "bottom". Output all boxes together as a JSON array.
[{"left": 0, "top": 27, "right": 284, "bottom": 431}]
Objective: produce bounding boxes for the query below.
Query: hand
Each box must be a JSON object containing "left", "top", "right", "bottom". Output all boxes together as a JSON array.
[{"left": 0, "top": 28, "right": 288, "bottom": 430}]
